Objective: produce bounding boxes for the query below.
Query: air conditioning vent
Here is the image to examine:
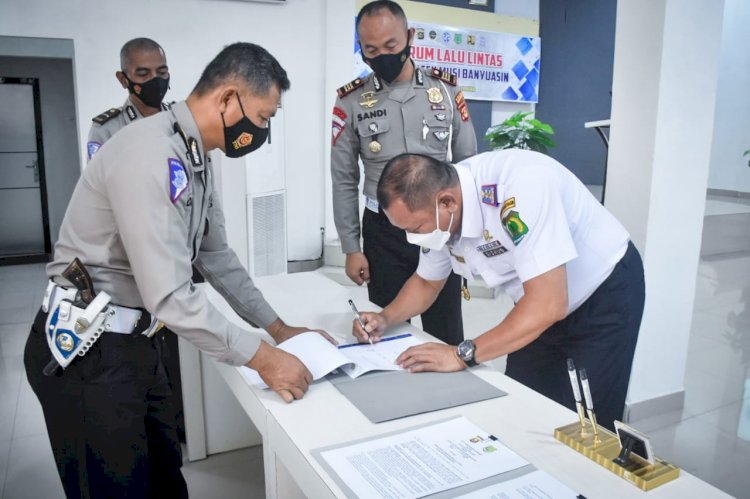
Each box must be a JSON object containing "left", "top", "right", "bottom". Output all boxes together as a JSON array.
[{"left": 248, "top": 191, "right": 286, "bottom": 277}]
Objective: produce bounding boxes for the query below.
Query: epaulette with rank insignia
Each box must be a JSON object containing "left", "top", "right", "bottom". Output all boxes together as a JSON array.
[
  {"left": 336, "top": 77, "right": 366, "bottom": 98},
  {"left": 429, "top": 68, "right": 457, "bottom": 86},
  {"left": 92, "top": 107, "right": 122, "bottom": 125}
]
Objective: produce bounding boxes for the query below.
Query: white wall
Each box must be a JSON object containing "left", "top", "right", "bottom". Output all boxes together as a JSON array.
[
  {"left": 707, "top": 0, "right": 750, "bottom": 193},
  {"left": 0, "top": 0, "right": 329, "bottom": 261},
  {"left": 607, "top": 0, "right": 725, "bottom": 418}
]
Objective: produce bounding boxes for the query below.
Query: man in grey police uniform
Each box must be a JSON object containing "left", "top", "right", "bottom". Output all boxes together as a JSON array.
[
  {"left": 86, "top": 37, "right": 171, "bottom": 161},
  {"left": 354, "top": 151, "right": 646, "bottom": 431},
  {"left": 25, "top": 43, "right": 329, "bottom": 497},
  {"left": 331, "top": 0, "right": 476, "bottom": 345}
]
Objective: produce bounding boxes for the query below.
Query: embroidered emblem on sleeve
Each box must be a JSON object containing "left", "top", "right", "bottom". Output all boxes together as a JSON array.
[
  {"left": 501, "top": 210, "right": 528, "bottom": 245},
  {"left": 169, "top": 158, "right": 189, "bottom": 203},
  {"left": 87, "top": 141, "right": 101, "bottom": 160},
  {"left": 332, "top": 106, "right": 347, "bottom": 146}
]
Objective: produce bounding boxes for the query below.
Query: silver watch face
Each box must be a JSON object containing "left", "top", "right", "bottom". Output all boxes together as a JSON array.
[{"left": 457, "top": 340, "right": 475, "bottom": 361}]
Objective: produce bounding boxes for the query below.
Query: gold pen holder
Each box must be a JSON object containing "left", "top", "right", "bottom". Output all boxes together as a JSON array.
[{"left": 554, "top": 421, "right": 680, "bottom": 491}]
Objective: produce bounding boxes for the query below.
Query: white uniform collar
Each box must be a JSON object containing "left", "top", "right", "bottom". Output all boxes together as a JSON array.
[{"left": 455, "top": 163, "right": 484, "bottom": 240}]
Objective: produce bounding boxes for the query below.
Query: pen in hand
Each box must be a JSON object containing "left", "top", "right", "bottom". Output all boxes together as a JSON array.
[{"left": 348, "top": 299, "right": 373, "bottom": 345}]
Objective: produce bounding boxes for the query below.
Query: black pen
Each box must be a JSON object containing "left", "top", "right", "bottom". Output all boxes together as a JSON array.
[{"left": 348, "top": 299, "right": 373, "bottom": 345}]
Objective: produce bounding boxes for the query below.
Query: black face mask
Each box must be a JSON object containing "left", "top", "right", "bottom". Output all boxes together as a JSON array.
[
  {"left": 125, "top": 75, "right": 169, "bottom": 109},
  {"left": 363, "top": 42, "right": 411, "bottom": 83},
  {"left": 221, "top": 94, "right": 269, "bottom": 158}
]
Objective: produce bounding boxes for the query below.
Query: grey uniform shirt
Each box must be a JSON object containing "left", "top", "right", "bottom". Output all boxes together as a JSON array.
[
  {"left": 331, "top": 66, "right": 477, "bottom": 254},
  {"left": 86, "top": 97, "right": 170, "bottom": 161},
  {"left": 49, "top": 101, "right": 277, "bottom": 366}
]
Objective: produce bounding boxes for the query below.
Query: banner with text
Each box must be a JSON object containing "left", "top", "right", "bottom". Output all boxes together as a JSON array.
[{"left": 354, "top": 21, "right": 541, "bottom": 103}]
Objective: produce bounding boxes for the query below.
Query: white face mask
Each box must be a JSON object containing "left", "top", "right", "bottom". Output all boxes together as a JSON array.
[{"left": 406, "top": 198, "right": 453, "bottom": 251}]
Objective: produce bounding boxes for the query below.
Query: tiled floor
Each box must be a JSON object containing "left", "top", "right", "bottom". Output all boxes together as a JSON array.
[{"left": 1, "top": 196, "right": 749, "bottom": 498}]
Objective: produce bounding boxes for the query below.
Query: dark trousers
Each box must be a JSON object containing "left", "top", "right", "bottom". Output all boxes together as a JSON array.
[
  {"left": 505, "top": 242, "right": 645, "bottom": 431},
  {"left": 25, "top": 308, "right": 188, "bottom": 499},
  {"left": 362, "top": 207, "right": 464, "bottom": 345}
]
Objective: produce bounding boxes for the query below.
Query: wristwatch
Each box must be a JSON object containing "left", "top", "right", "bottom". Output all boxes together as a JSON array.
[{"left": 456, "top": 339, "right": 478, "bottom": 367}]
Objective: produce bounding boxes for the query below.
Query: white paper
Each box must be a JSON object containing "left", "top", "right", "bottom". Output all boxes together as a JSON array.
[
  {"left": 458, "top": 470, "right": 579, "bottom": 498},
  {"left": 320, "top": 417, "right": 528, "bottom": 499},
  {"left": 240, "top": 331, "right": 421, "bottom": 388},
  {"left": 338, "top": 333, "right": 422, "bottom": 378}
]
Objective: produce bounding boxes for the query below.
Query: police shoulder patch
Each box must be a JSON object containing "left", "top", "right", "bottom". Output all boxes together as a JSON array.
[
  {"left": 429, "top": 68, "right": 457, "bottom": 86},
  {"left": 336, "top": 77, "right": 366, "bottom": 98},
  {"left": 168, "top": 158, "right": 189, "bottom": 203},
  {"left": 92, "top": 107, "right": 121, "bottom": 125}
]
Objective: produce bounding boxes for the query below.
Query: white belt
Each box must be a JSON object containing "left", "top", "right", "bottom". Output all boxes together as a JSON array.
[
  {"left": 42, "top": 280, "right": 144, "bottom": 335},
  {"left": 365, "top": 196, "right": 379, "bottom": 213}
]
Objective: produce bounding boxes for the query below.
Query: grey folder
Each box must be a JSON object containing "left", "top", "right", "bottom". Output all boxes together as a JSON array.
[{"left": 326, "top": 369, "right": 506, "bottom": 423}]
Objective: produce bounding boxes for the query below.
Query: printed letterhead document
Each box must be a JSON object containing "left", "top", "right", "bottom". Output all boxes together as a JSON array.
[
  {"left": 318, "top": 416, "right": 528, "bottom": 499},
  {"left": 240, "top": 331, "right": 422, "bottom": 388}
]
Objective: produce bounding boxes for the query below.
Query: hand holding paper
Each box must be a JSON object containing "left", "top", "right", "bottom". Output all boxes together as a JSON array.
[{"left": 241, "top": 331, "right": 423, "bottom": 388}]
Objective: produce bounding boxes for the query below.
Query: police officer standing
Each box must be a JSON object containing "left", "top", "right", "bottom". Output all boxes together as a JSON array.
[
  {"left": 356, "top": 151, "right": 646, "bottom": 431},
  {"left": 86, "top": 37, "right": 171, "bottom": 160},
  {"left": 331, "top": 0, "right": 476, "bottom": 345},
  {"left": 25, "top": 43, "right": 330, "bottom": 497}
]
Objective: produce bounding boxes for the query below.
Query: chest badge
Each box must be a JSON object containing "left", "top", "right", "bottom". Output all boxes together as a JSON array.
[
  {"left": 369, "top": 140, "right": 382, "bottom": 153},
  {"left": 449, "top": 248, "right": 465, "bottom": 263},
  {"left": 433, "top": 130, "right": 449, "bottom": 141},
  {"left": 435, "top": 113, "right": 446, "bottom": 121},
  {"left": 426, "top": 87, "right": 444, "bottom": 104},
  {"left": 360, "top": 91, "right": 378, "bottom": 108},
  {"left": 368, "top": 122, "right": 379, "bottom": 133},
  {"left": 484, "top": 230, "right": 492, "bottom": 241}
]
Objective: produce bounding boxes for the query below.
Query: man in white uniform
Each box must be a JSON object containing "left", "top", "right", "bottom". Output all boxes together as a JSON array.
[{"left": 353, "top": 150, "right": 645, "bottom": 430}]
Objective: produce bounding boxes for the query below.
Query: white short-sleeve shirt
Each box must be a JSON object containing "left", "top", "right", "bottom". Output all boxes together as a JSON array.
[{"left": 416, "top": 150, "right": 630, "bottom": 314}]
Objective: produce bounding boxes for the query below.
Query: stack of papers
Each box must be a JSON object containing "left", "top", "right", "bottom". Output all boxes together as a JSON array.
[{"left": 241, "top": 331, "right": 422, "bottom": 388}]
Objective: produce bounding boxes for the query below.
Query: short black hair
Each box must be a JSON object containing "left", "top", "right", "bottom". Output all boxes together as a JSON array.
[
  {"left": 120, "top": 38, "right": 164, "bottom": 71},
  {"left": 356, "top": 0, "right": 408, "bottom": 33},
  {"left": 377, "top": 153, "right": 459, "bottom": 212},
  {"left": 192, "top": 42, "right": 290, "bottom": 97}
]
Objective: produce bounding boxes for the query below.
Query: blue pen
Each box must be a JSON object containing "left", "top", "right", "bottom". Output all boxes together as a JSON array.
[{"left": 339, "top": 333, "right": 412, "bottom": 349}]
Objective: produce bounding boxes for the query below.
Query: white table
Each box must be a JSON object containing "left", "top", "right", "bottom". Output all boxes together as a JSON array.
[{"left": 212, "top": 272, "right": 729, "bottom": 498}]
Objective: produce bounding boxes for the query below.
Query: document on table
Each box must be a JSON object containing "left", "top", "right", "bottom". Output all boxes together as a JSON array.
[
  {"left": 240, "top": 331, "right": 421, "bottom": 388},
  {"left": 317, "top": 416, "right": 529, "bottom": 499},
  {"left": 458, "top": 470, "right": 579, "bottom": 498}
]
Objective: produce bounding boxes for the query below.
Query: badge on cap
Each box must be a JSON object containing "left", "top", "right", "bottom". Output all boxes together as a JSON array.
[
  {"left": 169, "top": 158, "right": 189, "bottom": 203},
  {"left": 481, "top": 184, "right": 499, "bottom": 206},
  {"left": 427, "top": 88, "right": 443, "bottom": 104}
]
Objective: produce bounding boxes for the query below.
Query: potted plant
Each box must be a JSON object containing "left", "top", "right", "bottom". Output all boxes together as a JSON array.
[{"left": 484, "top": 111, "right": 556, "bottom": 154}]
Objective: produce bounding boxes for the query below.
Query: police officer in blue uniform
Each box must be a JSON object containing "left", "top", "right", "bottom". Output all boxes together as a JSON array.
[
  {"left": 331, "top": 1, "right": 477, "bottom": 345},
  {"left": 355, "top": 151, "right": 645, "bottom": 431}
]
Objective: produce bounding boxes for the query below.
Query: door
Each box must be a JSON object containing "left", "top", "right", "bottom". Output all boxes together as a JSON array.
[{"left": 0, "top": 77, "right": 51, "bottom": 262}]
